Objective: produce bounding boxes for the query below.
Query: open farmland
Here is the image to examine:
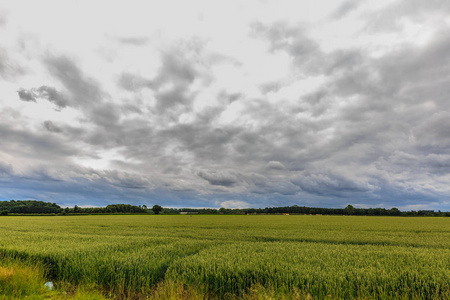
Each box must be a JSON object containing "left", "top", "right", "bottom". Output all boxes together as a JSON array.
[{"left": 1, "top": 215, "right": 450, "bottom": 299}]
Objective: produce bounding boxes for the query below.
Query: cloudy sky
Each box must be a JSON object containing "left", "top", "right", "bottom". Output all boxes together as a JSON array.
[{"left": 1, "top": 0, "right": 450, "bottom": 210}]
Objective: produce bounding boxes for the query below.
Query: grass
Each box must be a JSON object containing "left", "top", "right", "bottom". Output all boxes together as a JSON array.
[{"left": 0, "top": 215, "right": 449, "bottom": 299}]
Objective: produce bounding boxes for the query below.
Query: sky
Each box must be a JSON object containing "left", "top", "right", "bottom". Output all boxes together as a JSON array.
[{"left": 1, "top": 0, "right": 450, "bottom": 210}]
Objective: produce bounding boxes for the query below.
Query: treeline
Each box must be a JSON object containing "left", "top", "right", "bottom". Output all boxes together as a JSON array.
[
  {"left": 0, "top": 200, "right": 61, "bottom": 214},
  {"left": 1, "top": 200, "right": 449, "bottom": 216},
  {"left": 0, "top": 201, "right": 151, "bottom": 215},
  {"left": 64, "top": 204, "right": 148, "bottom": 214},
  {"left": 163, "top": 205, "right": 450, "bottom": 217}
]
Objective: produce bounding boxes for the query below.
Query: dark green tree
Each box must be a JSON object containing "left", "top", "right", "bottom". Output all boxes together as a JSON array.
[
  {"left": 152, "top": 205, "right": 163, "bottom": 214},
  {"left": 389, "top": 207, "right": 401, "bottom": 216},
  {"left": 345, "top": 205, "right": 355, "bottom": 215}
]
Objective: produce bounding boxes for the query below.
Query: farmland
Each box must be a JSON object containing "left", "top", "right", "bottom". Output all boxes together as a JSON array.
[{"left": 1, "top": 215, "right": 450, "bottom": 299}]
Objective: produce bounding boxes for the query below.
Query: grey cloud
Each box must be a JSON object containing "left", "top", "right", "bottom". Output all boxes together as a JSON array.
[
  {"left": 117, "top": 36, "right": 149, "bottom": 46},
  {"left": 412, "top": 112, "right": 450, "bottom": 152},
  {"left": 121, "top": 103, "right": 142, "bottom": 115},
  {"left": 0, "top": 164, "right": 163, "bottom": 207},
  {"left": 365, "top": 0, "right": 450, "bottom": 32},
  {"left": 154, "top": 86, "right": 192, "bottom": 112},
  {"left": 22, "top": 169, "right": 64, "bottom": 182},
  {"left": 130, "top": 24, "right": 450, "bottom": 205},
  {"left": 150, "top": 48, "right": 202, "bottom": 113},
  {"left": 118, "top": 72, "right": 153, "bottom": 91},
  {"left": 44, "top": 55, "right": 124, "bottom": 128},
  {"left": 330, "top": 1, "right": 363, "bottom": 19},
  {"left": 35, "top": 86, "right": 69, "bottom": 109},
  {"left": 218, "top": 91, "right": 241, "bottom": 104},
  {"left": 251, "top": 22, "right": 368, "bottom": 78},
  {"left": 154, "top": 51, "right": 197, "bottom": 87},
  {"left": 258, "top": 179, "right": 300, "bottom": 196},
  {"left": 155, "top": 121, "right": 239, "bottom": 163},
  {"left": 0, "top": 13, "right": 6, "bottom": 27},
  {"left": 17, "top": 88, "right": 37, "bottom": 102},
  {"left": 0, "top": 48, "right": 23, "bottom": 79},
  {"left": 325, "top": 49, "right": 365, "bottom": 74},
  {"left": 251, "top": 22, "right": 317, "bottom": 55},
  {"left": 251, "top": 22, "right": 322, "bottom": 74},
  {"left": 45, "top": 55, "right": 102, "bottom": 107},
  {"left": 198, "top": 170, "right": 238, "bottom": 187},
  {"left": 43, "top": 121, "right": 62, "bottom": 133},
  {"left": 292, "top": 172, "right": 373, "bottom": 197},
  {"left": 118, "top": 43, "right": 206, "bottom": 115},
  {"left": 98, "top": 169, "right": 152, "bottom": 189},
  {"left": 0, "top": 121, "right": 80, "bottom": 163},
  {"left": 378, "top": 151, "right": 450, "bottom": 177},
  {"left": 265, "top": 161, "right": 285, "bottom": 170},
  {"left": 423, "top": 154, "right": 450, "bottom": 175},
  {"left": 273, "top": 27, "right": 450, "bottom": 204},
  {"left": 5, "top": 13, "right": 450, "bottom": 210},
  {"left": 18, "top": 86, "right": 69, "bottom": 109},
  {"left": 90, "top": 104, "right": 121, "bottom": 127},
  {"left": 0, "top": 161, "right": 13, "bottom": 175}
]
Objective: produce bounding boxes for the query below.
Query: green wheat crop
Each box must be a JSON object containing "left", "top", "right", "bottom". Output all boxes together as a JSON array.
[{"left": 0, "top": 215, "right": 449, "bottom": 299}]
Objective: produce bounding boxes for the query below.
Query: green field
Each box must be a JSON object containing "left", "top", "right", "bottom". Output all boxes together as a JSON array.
[{"left": 1, "top": 215, "right": 450, "bottom": 299}]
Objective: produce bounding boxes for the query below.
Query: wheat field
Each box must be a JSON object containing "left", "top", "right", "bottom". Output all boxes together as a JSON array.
[{"left": 0, "top": 215, "right": 449, "bottom": 299}]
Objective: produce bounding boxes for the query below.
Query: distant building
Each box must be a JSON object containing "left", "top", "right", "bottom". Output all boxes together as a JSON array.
[{"left": 180, "top": 212, "right": 199, "bottom": 215}]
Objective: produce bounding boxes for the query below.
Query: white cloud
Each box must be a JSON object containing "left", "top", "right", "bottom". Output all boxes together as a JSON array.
[{"left": 219, "top": 200, "right": 250, "bottom": 209}]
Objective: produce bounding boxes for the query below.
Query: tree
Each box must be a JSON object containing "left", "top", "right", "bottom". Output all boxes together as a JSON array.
[
  {"left": 345, "top": 205, "right": 355, "bottom": 215},
  {"left": 389, "top": 207, "right": 401, "bottom": 216},
  {"left": 152, "top": 205, "right": 163, "bottom": 215}
]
